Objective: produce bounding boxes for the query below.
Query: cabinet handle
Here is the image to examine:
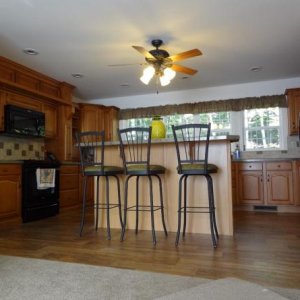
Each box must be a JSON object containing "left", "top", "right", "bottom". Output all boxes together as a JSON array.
[
  {"left": 267, "top": 174, "right": 270, "bottom": 182},
  {"left": 249, "top": 165, "right": 252, "bottom": 168},
  {"left": 277, "top": 165, "right": 281, "bottom": 168}
]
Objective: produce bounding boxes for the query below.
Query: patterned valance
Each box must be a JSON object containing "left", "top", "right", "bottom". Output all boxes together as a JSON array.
[{"left": 119, "top": 94, "right": 287, "bottom": 120}]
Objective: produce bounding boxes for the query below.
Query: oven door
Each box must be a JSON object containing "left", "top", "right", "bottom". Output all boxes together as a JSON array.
[{"left": 22, "top": 163, "right": 60, "bottom": 222}]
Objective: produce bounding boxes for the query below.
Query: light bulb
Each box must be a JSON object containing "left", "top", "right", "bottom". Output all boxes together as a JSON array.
[
  {"left": 163, "top": 68, "right": 176, "bottom": 80},
  {"left": 160, "top": 75, "right": 170, "bottom": 86},
  {"left": 140, "top": 66, "right": 155, "bottom": 85}
]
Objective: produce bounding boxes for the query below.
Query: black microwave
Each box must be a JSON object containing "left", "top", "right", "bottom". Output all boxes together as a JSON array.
[{"left": 4, "top": 105, "right": 45, "bottom": 137}]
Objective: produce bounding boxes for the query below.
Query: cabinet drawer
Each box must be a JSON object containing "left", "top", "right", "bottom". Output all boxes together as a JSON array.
[
  {"left": 60, "top": 173, "right": 78, "bottom": 190},
  {"left": 238, "top": 162, "right": 262, "bottom": 171},
  {"left": 0, "top": 164, "right": 21, "bottom": 175},
  {"left": 266, "top": 162, "right": 292, "bottom": 171},
  {"left": 60, "top": 165, "right": 79, "bottom": 174}
]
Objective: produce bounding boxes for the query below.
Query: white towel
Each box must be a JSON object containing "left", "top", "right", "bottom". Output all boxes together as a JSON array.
[{"left": 36, "top": 168, "right": 56, "bottom": 189}]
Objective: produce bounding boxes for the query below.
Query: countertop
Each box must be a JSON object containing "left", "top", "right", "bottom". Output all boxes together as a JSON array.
[{"left": 105, "top": 135, "right": 240, "bottom": 146}]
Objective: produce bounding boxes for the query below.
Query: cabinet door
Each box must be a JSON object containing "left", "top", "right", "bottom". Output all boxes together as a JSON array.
[
  {"left": 0, "top": 170, "right": 21, "bottom": 220},
  {"left": 286, "top": 88, "right": 300, "bottom": 135},
  {"left": 266, "top": 171, "right": 294, "bottom": 205},
  {"left": 104, "top": 107, "right": 119, "bottom": 141},
  {"left": 59, "top": 165, "right": 80, "bottom": 209},
  {"left": 238, "top": 170, "right": 264, "bottom": 204},
  {"left": 294, "top": 161, "right": 300, "bottom": 205},
  {"left": 79, "top": 105, "right": 98, "bottom": 132},
  {"left": 42, "top": 103, "right": 58, "bottom": 138},
  {"left": 231, "top": 162, "right": 238, "bottom": 205},
  {"left": 64, "top": 122, "right": 72, "bottom": 161},
  {"left": 0, "top": 92, "right": 5, "bottom": 131}
]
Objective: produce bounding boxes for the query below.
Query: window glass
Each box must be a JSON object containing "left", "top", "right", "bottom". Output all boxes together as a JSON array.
[
  {"left": 244, "top": 108, "right": 280, "bottom": 150},
  {"left": 198, "top": 112, "right": 231, "bottom": 136}
]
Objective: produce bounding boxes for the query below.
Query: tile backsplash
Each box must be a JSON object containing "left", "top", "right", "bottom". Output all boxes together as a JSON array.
[{"left": 0, "top": 136, "right": 45, "bottom": 160}]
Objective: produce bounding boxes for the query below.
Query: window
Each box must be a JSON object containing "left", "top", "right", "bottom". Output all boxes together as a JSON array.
[
  {"left": 198, "top": 112, "right": 231, "bottom": 137},
  {"left": 120, "top": 107, "right": 287, "bottom": 151},
  {"left": 123, "top": 112, "right": 231, "bottom": 138},
  {"left": 244, "top": 107, "right": 282, "bottom": 150}
]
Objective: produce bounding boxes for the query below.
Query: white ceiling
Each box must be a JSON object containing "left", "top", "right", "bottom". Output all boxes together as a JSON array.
[{"left": 0, "top": 0, "right": 300, "bottom": 101}]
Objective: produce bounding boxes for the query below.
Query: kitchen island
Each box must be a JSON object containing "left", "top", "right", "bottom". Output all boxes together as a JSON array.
[{"left": 95, "top": 136, "right": 239, "bottom": 236}]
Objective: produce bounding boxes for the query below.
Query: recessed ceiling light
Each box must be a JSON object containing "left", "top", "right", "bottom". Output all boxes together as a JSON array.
[
  {"left": 72, "top": 73, "right": 84, "bottom": 78},
  {"left": 250, "top": 66, "right": 263, "bottom": 72},
  {"left": 23, "top": 48, "right": 39, "bottom": 55}
]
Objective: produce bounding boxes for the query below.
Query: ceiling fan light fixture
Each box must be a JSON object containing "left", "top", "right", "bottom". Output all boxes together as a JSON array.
[
  {"left": 163, "top": 67, "right": 176, "bottom": 80},
  {"left": 140, "top": 65, "right": 155, "bottom": 85},
  {"left": 160, "top": 75, "right": 171, "bottom": 86}
]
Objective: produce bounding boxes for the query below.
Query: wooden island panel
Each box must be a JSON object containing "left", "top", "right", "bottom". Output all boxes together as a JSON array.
[{"left": 95, "top": 137, "right": 235, "bottom": 236}]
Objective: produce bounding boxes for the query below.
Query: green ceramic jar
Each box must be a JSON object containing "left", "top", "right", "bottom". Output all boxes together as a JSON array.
[{"left": 151, "top": 116, "right": 166, "bottom": 139}]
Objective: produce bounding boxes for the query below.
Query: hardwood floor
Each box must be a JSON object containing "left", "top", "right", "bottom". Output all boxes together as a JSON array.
[{"left": 0, "top": 209, "right": 299, "bottom": 289}]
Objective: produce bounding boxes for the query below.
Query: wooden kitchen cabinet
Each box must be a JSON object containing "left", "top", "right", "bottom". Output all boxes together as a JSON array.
[
  {"left": 293, "top": 160, "right": 300, "bottom": 205},
  {"left": 60, "top": 165, "right": 80, "bottom": 210},
  {"left": 104, "top": 106, "right": 119, "bottom": 141},
  {"left": 237, "top": 162, "right": 264, "bottom": 205},
  {"left": 0, "top": 92, "right": 5, "bottom": 131},
  {"left": 0, "top": 164, "right": 21, "bottom": 222},
  {"left": 79, "top": 103, "right": 104, "bottom": 133},
  {"left": 42, "top": 102, "right": 58, "bottom": 138},
  {"left": 60, "top": 164, "right": 93, "bottom": 210},
  {"left": 6, "top": 92, "right": 42, "bottom": 111},
  {"left": 45, "top": 105, "right": 73, "bottom": 162},
  {"left": 235, "top": 160, "right": 295, "bottom": 206},
  {"left": 79, "top": 103, "right": 119, "bottom": 141},
  {"left": 266, "top": 162, "right": 294, "bottom": 205},
  {"left": 286, "top": 88, "right": 300, "bottom": 135},
  {"left": 231, "top": 162, "right": 238, "bottom": 205}
]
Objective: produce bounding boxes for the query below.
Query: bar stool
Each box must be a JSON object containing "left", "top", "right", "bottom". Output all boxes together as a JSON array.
[
  {"left": 172, "top": 123, "right": 219, "bottom": 248},
  {"left": 118, "top": 127, "right": 168, "bottom": 245},
  {"left": 76, "top": 131, "right": 123, "bottom": 239}
]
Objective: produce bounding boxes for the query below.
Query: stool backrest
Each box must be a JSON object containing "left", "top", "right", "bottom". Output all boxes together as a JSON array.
[
  {"left": 118, "top": 127, "right": 152, "bottom": 173},
  {"left": 76, "top": 131, "right": 105, "bottom": 175},
  {"left": 172, "top": 123, "right": 211, "bottom": 173}
]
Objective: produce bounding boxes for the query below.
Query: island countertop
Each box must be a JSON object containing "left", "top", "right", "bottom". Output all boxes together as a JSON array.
[{"left": 105, "top": 135, "right": 239, "bottom": 146}]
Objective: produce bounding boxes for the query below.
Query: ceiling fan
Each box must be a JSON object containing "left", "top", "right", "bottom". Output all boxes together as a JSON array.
[
  {"left": 110, "top": 39, "right": 202, "bottom": 86},
  {"left": 133, "top": 39, "right": 202, "bottom": 86}
]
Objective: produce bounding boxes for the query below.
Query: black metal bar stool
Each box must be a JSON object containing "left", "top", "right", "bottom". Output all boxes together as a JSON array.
[
  {"left": 76, "top": 131, "right": 123, "bottom": 239},
  {"left": 118, "top": 127, "right": 168, "bottom": 245},
  {"left": 172, "top": 123, "right": 219, "bottom": 248}
]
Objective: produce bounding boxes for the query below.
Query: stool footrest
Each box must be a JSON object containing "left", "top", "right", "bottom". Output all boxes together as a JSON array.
[
  {"left": 178, "top": 206, "right": 215, "bottom": 214},
  {"left": 126, "top": 205, "right": 163, "bottom": 212},
  {"left": 88, "top": 203, "right": 120, "bottom": 210}
]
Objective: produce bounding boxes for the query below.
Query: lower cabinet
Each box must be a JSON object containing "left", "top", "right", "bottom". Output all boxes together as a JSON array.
[
  {"left": 234, "top": 160, "right": 296, "bottom": 207},
  {"left": 59, "top": 164, "right": 94, "bottom": 210},
  {"left": 0, "top": 164, "right": 21, "bottom": 221},
  {"left": 60, "top": 165, "right": 80, "bottom": 210}
]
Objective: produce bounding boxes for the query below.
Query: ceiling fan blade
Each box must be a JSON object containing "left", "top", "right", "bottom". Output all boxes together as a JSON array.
[
  {"left": 169, "top": 49, "right": 202, "bottom": 62},
  {"left": 132, "top": 46, "right": 155, "bottom": 59},
  {"left": 171, "top": 64, "right": 198, "bottom": 75},
  {"left": 108, "top": 63, "right": 143, "bottom": 67}
]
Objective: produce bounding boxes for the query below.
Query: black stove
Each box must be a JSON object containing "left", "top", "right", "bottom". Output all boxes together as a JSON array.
[{"left": 22, "top": 160, "right": 60, "bottom": 222}]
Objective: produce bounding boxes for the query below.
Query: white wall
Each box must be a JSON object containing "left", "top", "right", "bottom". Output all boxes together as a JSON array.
[{"left": 88, "top": 77, "right": 300, "bottom": 109}]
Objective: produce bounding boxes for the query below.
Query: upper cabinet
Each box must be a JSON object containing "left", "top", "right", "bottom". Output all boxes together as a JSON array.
[
  {"left": 0, "top": 56, "right": 74, "bottom": 104},
  {"left": 286, "top": 88, "right": 300, "bottom": 135},
  {"left": 79, "top": 103, "right": 119, "bottom": 141},
  {"left": 42, "top": 102, "right": 58, "bottom": 138}
]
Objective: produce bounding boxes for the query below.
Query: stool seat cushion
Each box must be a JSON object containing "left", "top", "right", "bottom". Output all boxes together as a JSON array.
[
  {"left": 84, "top": 165, "right": 124, "bottom": 176},
  {"left": 126, "top": 164, "right": 165, "bottom": 175},
  {"left": 178, "top": 163, "right": 218, "bottom": 175}
]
